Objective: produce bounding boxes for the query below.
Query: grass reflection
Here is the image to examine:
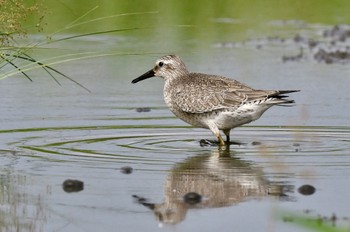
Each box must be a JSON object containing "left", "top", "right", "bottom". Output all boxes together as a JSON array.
[
  {"left": 279, "top": 211, "right": 350, "bottom": 232},
  {"left": 0, "top": 169, "right": 46, "bottom": 232}
]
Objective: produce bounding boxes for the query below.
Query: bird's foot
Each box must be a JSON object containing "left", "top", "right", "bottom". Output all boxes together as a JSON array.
[
  {"left": 199, "top": 139, "right": 243, "bottom": 147},
  {"left": 199, "top": 139, "right": 218, "bottom": 147}
]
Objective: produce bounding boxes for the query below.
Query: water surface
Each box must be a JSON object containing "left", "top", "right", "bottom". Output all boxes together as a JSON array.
[{"left": 1, "top": 1, "right": 350, "bottom": 231}]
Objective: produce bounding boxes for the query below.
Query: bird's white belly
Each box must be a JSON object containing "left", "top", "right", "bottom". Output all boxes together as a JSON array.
[
  {"left": 211, "top": 110, "right": 254, "bottom": 129},
  {"left": 169, "top": 108, "right": 258, "bottom": 130},
  {"left": 203, "top": 104, "right": 271, "bottom": 130},
  {"left": 166, "top": 90, "right": 271, "bottom": 130}
]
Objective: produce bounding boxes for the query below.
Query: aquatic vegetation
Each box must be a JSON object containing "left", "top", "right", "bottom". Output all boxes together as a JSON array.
[
  {"left": 0, "top": 0, "right": 47, "bottom": 82},
  {"left": 0, "top": 2, "right": 155, "bottom": 91},
  {"left": 0, "top": 0, "right": 44, "bottom": 45},
  {"left": 0, "top": 0, "right": 87, "bottom": 89},
  {"left": 280, "top": 211, "right": 350, "bottom": 232},
  {"left": 215, "top": 23, "right": 350, "bottom": 65}
]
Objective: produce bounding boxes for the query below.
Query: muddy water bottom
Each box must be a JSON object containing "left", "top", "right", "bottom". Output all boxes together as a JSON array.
[{"left": 1, "top": 123, "right": 349, "bottom": 231}]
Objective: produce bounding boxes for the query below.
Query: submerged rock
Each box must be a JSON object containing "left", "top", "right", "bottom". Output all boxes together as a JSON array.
[
  {"left": 62, "top": 179, "right": 84, "bottom": 193},
  {"left": 120, "top": 166, "right": 133, "bottom": 174},
  {"left": 298, "top": 184, "right": 316, "bottom": 195},
  {"left": 183, "top": 192, "right": 202, "bottom": 205},
  {"left": 136, "top": 107, "right": 151, "bottom": 113}
]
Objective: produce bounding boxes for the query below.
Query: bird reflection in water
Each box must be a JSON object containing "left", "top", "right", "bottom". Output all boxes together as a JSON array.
[{"left": 133, "top": 147, "right": 293, "bottom": 224}]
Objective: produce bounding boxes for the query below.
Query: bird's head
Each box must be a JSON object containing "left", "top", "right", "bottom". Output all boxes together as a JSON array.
[{"left": 132, "top": 55, "right": 189, "bottom": 83}]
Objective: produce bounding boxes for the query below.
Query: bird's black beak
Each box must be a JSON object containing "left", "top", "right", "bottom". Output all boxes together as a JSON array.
[{"left": 132, "top": 69, "right": 155, "bottom": 84}]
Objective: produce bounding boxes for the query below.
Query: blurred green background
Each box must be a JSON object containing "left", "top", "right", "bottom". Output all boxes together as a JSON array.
[{"left": 27, "top": 0, "right": 350, "bottom": 40}]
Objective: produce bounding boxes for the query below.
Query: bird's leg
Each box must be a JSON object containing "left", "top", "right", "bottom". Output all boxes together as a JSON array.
[
  {"left": 223, "top": 129, "right": 231, "bottom": 143},
  {"left": 208, "top": 122, "right": 226, "bottom": 146},
  {"left": 217, "top": 134, "right": 225, "bottom": 146}
]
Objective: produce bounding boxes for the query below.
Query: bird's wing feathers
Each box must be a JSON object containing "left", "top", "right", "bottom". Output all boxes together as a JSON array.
[{"left": 172, "top": 73, "right": 276, "bottom": 113}]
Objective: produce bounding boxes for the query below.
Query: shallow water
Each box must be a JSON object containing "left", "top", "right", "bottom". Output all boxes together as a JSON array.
[{"left": 1, "top": 4, "right": 350, "bottom": 232}]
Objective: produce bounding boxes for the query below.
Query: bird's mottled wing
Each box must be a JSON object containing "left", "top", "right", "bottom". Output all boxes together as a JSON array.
[{"left": 172, "top": 73, "right": 259, "bottom": 113}]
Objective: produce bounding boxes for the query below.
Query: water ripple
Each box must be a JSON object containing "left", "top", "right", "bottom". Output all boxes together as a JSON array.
[{"left": 0, "top": 125, "right": 347, "bottom": 170}]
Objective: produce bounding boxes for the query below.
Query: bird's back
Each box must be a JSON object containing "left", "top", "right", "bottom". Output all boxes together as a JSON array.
[{"left": 164, "top": 73, "right": 294, "bottom": 114}]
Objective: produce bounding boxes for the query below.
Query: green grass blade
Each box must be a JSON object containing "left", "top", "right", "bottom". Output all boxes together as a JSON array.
[
  {"left": 50, "top": 5, "right": 100, "bottom": 36},
  {"left": 65, "top": 11, "right": 158, "bottom": 29},
  {"left": 18, "top": 53, "right": 62, "bottom": 86},
  {"left": 0, "top": 54, "right": 32, "bottom": 81},
  {"left": 51, "top": 27, "right": 144, "bottom": 43}
]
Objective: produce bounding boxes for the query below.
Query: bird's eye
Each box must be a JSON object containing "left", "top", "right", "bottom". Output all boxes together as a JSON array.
[{"left": 158, "top": 61, "right": 164, "bottom": 67}]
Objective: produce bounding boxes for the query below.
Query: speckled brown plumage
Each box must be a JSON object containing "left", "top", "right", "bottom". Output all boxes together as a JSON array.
[{"left": 132, "top": 55, "right": 299, "bottom": 145}]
